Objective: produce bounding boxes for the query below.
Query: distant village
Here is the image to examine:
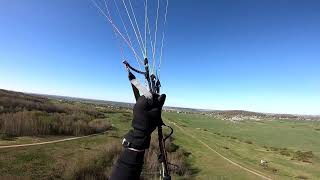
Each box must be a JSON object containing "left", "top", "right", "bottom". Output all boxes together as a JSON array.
[
  {"left": 42, "top": 93, "right": 320, "bottom": 122},
  {"left": 164, "top": 108, "right": 320, "bottom": 122}
]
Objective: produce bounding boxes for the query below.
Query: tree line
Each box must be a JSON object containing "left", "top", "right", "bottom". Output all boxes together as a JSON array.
[{"left": 0, "top": 89, "right": 111, "bottom": 137}]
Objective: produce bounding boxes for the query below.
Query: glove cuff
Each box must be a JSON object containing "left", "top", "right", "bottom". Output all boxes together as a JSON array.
[{"left": 124, "top": 129, "right": 151, "bottom": 150}]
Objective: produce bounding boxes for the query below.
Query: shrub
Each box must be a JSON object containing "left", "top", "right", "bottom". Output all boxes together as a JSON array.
[
  {"left": 292, "top": 151, "right": 314, "bottom": 162},
  {"left": 0, "top": 90, "right": 65, "bottom": 114},
  {"left": 0, "top": 90, "right": 113, "bottom": 137},
  {"left": 88, "top": 119, "right": 112, "bottom": 133},
  {"left": 244, "top": 140, "right": 253, "bottom": 144},
  {"left": 0, "top": 133, "right": 16, "bottom": 141},
  {"left": 280, "top": 150, "right": 291, "bottom": 156},
  {"left": 270, "top": 147, "right": 279, "bottom": 151},
  {"left": 143, "top": 134, "right": 194, "bottom": 179},
  {"left": 295, "top": 175, "right": 308, "bottom": 179},
  {"left": 119, "top": 113, "right": 132, "bottom": 122},
  {"left": 0, "top": 110, "right": 111, "bottom": 136},
  {"left": 69, "top": 141, "right": 122, "bottom": 179},
  {"left": 269, "top": 167, "right": 278, "bottom": 173},
  {"left": 67, "top": 134, "right": 195, "bottom": 179}
]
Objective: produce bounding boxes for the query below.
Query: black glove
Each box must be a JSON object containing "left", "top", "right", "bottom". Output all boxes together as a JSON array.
[{"left": 124, "top": 94, "right": 166, "bottom": 150}]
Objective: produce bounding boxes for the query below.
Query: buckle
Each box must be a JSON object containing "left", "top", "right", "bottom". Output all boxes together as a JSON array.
[{"left": 122, "top": 138, "right": 131, "bottom": 148}]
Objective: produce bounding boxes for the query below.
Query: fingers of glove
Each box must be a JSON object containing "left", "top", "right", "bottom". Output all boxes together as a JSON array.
[
  {"left": 134, "top": 95, "right": 148, "bottom": 111},
  {"left": 158, "top": 94, "right": 166, "bottom": 107},
  {"left": 149, "top": 93, "right": 166, "bottom": 108},
  {"left": 134, "top": 94, "right": 166, "bottom": 113}
]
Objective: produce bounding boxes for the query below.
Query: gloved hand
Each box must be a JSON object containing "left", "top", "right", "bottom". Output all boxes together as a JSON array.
[{"left": 124, "top": 94, "right": 166, "bottom": 150}]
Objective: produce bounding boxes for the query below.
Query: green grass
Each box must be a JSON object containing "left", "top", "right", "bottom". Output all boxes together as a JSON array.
[
  {"left": 0, "top": 110, "right": 125, "bottom": 179},
  {"left": 164, "top": 112, "right": 320, "bottom": 179},
  {"left": 0, "top": 133, "right": 119, "bottom": 179},
  {"left": 0, "top": 110, "right": 195, "bottom": 179},
  {"left": 1, "top": 106, "right": 319, "bottom": 179}
]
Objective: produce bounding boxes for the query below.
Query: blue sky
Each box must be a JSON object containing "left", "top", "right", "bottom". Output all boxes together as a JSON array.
[{"left": 0, "top": 0, "right": 319, "bottom": 115}]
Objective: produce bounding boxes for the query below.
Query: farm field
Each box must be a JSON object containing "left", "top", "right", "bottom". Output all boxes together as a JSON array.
[
  {"left": 0, "top": 110, "right": 125, "bottom": 179},
  {"left": 0, "top": 90, "right": 192, "bottom": 179},
  {"left": 0, "top": 110, "right": 192, "bottom": 179},
  {"left": 163, "top": 112, "right": 320, "bottom": 179},
  {"left": 1, "top": 89, "right": 320, "bottom": 179}
]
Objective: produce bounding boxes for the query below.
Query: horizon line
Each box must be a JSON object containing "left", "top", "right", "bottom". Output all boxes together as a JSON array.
[{"left": 1, "top": 88, "right": 318, "bottom": 117}]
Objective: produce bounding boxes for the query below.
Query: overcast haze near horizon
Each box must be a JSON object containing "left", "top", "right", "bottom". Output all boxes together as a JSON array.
[{"left": 0, "top": 0, "right": 319, "bottom": 115}]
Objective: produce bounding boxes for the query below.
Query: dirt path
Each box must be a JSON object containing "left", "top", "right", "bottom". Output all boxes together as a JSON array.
[
  {"left": 0, "top": 132, "right": 106, "bottom": 149},
  {"left": 168, "top": 121, "right": 273, "bottom": 180}
]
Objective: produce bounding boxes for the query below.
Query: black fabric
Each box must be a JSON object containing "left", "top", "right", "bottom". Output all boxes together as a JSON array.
[
  {"left": 110, "top": 94, "right": 166, "bottom": 180},
  {"left": 110, "top": 149, "right": 145, "bottom": 180},
  {"left": 124, "top": 129, "right": 151, "bottom": 150},
  {"left": 132, "top": 94, "right": 165, "bottom": 133},
  {"left": 125, "top": 94, "right": 166, "bottom": 149}
]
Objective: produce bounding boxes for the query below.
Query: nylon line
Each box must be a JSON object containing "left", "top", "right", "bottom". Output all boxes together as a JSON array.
[
  {"left": 113, "top": 0, "right": 142, "bottom": 69},
  {"left": 158, "top": 0, "right": 169, "bottom": 77},
  {"left": 103, "top": 0, "right": 125, "bottom": 59},
  {"left": 128, "top": 0, "right": 146, "bottom": 58},
  {"left": 152, "top": 0, "right": 160, "bottom": 74},
  {"left": 144, "top": 0, "right": 148, "bottom": 57},
  {"left": 91, "top": 0, "right": 143, "bottom": 63},
  {"left": 122, "top": 0, "right": 145, "bottom": 58},
  {"left": 144, "top": 0, "right": 155, "bottom": 59}
]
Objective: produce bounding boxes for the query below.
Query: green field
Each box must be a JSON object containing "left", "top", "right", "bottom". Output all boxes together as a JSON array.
[
  {"left": 0, "top": 109, "right": 192, "bottom": 179},
  {"left": 163, "top": 112, "right": 320, "bottom": 179},
  {"left": 1, "top": 89, "right": 320, "bottom": 179},
  {"left": 1, "top": 109, "right": 319, "bottom": 179},
  {"left": 0, "top": 110, "right": 124, "bottom": 179}
]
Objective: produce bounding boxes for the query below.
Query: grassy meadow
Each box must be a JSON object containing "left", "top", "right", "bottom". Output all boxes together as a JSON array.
[
  {"left": 0, "top": 90, "right": 193, "bottom": 179},
  {"left": 1, "top": 89, "right": 319, "bottom": 179},
  {"left": 163, "top": 112, "right": 320, "bottom": 179}
]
